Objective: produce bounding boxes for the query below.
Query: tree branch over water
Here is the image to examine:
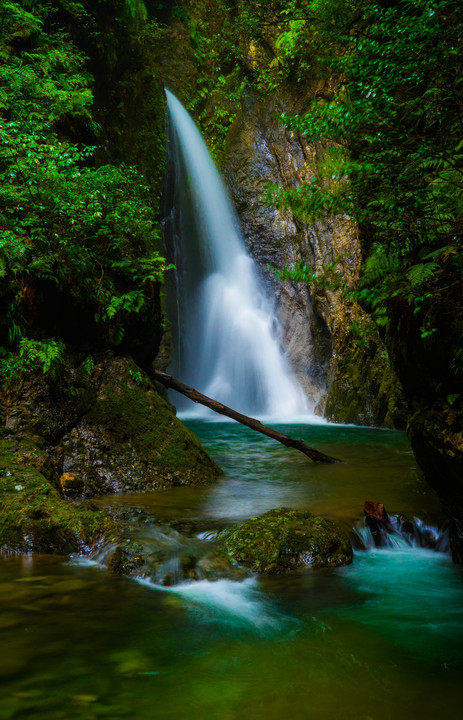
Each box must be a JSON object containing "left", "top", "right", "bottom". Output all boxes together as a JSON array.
[{"left": 154, "top": 370, "right": 341, "bottom": 464}]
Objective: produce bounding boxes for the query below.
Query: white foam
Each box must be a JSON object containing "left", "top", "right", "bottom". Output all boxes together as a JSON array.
[{"left": 136, "top": 576, "right": 286, "bottom": 631}]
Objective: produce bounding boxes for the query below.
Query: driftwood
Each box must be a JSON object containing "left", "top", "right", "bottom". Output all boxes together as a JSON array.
[{"left": 154, "top": 370, "right": 340, "bottom": 464}]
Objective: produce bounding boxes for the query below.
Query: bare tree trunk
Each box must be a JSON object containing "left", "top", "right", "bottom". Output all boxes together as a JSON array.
[{"left": 154, "top": 370, "right": 340, "bottom": 464}]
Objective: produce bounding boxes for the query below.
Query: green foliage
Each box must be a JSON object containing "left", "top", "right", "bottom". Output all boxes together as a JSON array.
[
  {"left": 176, "top": 1, "right": 362, "bottom": 154},
  {"left": 0, "top": 1, "right": 170, "bottom": 384},
  {"left": 129, "top": 368, "right": 143, "bottom": 385},
  {"left": 266, "top": 0, "right": 462, "bottom": 375},
  {"left": 272, "top": 257, "right": 345, "bottom": 292},
  {"left": 81, "top": 355, "right": 94, "bottom": 375},
  {"left": 123, "top": 0, "right": 148, "bottom": 22},
  {"left": 177, "top": 2, "right": 248, "bottom": 159},
  {"left": 0, "top": 338, "right": 65, "bottom": 382}
]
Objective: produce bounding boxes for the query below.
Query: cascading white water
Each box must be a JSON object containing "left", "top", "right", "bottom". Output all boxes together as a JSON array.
[{"left": 164, "top": 89, "right": 310, "bottom": 419}]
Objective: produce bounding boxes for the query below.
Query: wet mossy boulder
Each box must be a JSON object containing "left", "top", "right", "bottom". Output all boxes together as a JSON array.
[
  {"left": 108, "top": 540, "right": 145, "bottom": 576},
  {"left": 0, "top": 436, "right": 118, "bottom": 554},
  {"left": 218, "top": 507, "right": 353, "bottom": 574},
  {"left": 2, "top": 356, "right": 221, "bottom": 497},
  {"left": 59, "top": 357, "right": 221, "bottom": 494}
]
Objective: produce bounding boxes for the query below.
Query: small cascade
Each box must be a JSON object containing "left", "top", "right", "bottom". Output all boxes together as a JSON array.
[
  {"left": 353, "top": 514, "right": 450, "bottom": 553},
  {"left": 163, "top": 89, "right": 310, "bottom": 420},
  {"left": 85, "top": 516, "right": 244, "bottom": 588}
]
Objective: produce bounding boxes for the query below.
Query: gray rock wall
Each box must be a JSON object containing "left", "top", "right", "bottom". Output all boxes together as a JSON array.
[{"left": 222, "top": 90, "right": 359, "bottom": 414}]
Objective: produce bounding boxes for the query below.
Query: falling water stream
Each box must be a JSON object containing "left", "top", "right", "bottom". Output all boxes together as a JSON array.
[{"left": 163, "top": 90, "right": 309, "bottom": 419}]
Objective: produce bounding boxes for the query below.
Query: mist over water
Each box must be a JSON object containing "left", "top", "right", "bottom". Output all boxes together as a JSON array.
[{"left": 164, "top": 90, "right": 310, "bottom": 420}]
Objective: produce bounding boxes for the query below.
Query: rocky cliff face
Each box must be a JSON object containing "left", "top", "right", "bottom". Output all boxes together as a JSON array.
[
  {"left": 221, "top": 90, "right": 333, "bottom": 412},
  {"left": 221, "top": 89, "right": 405, "bottom": 423}
]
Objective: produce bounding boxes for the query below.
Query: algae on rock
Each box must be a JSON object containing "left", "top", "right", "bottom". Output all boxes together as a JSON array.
[
  {"left": 218, "top": 507, "right": 353, "bottom": 574},
  {"left": 0, "top": 435, "right": 119, "bottom": 555},
  {"left": 59, "top": 357, "right": 221, "bottom": 495}
]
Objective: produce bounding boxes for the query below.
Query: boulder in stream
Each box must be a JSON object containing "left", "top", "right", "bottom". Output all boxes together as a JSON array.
[{"left": 217, "top": 507, "right": 353, "bottom": 574}]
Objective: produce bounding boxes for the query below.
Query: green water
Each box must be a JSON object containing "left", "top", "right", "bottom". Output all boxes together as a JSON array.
[{"left": 1, "top": 422, "right": 462, "bottom": 719}]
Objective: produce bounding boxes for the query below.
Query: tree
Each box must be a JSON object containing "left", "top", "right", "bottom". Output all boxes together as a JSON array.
[
  {"left": 269, "top": 0, "right": 463, "bottom": 389},
  {"left": 0, "top": 0, "right": 170, "bottom": 381}
]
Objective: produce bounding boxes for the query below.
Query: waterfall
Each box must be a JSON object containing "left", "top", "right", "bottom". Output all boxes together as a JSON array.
[{"left": 163, "top": 89, "right": 310, "bottom": 420}]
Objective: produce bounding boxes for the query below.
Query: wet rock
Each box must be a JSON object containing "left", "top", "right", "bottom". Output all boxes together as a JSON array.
[
  {"left": 217, "top": 507, "right": 352, "bottom": 574},
  {"left": 196, "top": 549, "right": 250, "bottom": 581},
  {"left": 363, "top": 500, "right": 391, "bottom": 547},
  {"left": 363, "top": 501, "right": 388, "bottom": 521},
  {"left": 60, "top": 472, "right": 85, "bottom": 493},
  {"left": 358, "top": 502, "right": 449, "bottom": 551},
  {"left": 108, "top": 541, "right": 145, "bottom": 576},
  {"left": 325, "top": 308, "right": 407, "bottom": 428},
  {"left": 0, "top": 436, "right": 119, "bottom": 554},
  {"left": 395, "top": 514, "right": 415, "bottom": 540}
]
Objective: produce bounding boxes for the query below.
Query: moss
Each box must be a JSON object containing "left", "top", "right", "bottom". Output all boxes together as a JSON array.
[
  {"left": 0, "top": 437, "right": 119, "bottom": 554},
  {"left": 60, "top": 472, "right": 85, "bottom": 493},
  {"left": 60, "top": 357, "right": 221, "bottom": 494},
  {"left": 326, "top": 307, "right": 407, "bottom": 428},
  {"left": 87, "top": 358, "right": 221, "bottom": 481},
  {"left": 108, "top": 540, "right": 145, "bottom": 575},
  {"left": 218, "top": 507, "right": 353, "bottom": 574}
]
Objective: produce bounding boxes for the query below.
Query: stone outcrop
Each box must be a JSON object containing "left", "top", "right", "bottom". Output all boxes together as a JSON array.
[
  {"left": 217, "top": 507, "right": 353, "bottom": 573},
  {"left": 221, "top": 89, "right": 405, "bottom": 423},
  {"left": 0, "top": 357, "right": 221, "bottom": 554},
  {"left": 4, "top": 357, "right": 220, "bottom": 496},
  {"left": 0, "top": 434, "right": 119, "bottom": 554}
]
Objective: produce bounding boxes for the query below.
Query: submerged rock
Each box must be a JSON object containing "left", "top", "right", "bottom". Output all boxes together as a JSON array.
[
  {"left": 104, "top": 534, "right": 249, "bottom": 584},
  {"left": 217, "top": 507, "right": 353, "bottom": 574}
]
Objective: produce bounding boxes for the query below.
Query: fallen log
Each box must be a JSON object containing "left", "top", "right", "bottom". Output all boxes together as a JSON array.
[{"left": 153, "top": 370, "right": 340, "bottom": 464}]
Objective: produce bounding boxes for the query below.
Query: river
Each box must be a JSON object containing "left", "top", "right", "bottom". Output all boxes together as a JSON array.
[{"left": 1, "top": 420, "right": 462, "bottom": 719}]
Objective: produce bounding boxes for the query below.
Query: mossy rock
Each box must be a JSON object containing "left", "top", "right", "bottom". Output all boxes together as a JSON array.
[
  {"left": 60, "top": 357, "right": 221, "bottom": 494},
  {"left": 218, "top": 507, "right": 353, "bottom": 574},
  {"left": 60, "top": 472, "right": 85, "bottom": 493},
  {"left": 108, "top": 540, "right": 145, "bottom": 576},
  {"left": 325, "top": 306, "right": 407, "bottom": 428},
  {"left": 0, "top": 437, "right": 118, "bottom": 554}
]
